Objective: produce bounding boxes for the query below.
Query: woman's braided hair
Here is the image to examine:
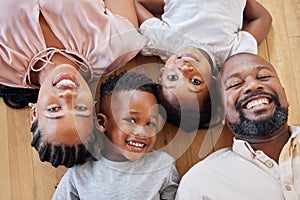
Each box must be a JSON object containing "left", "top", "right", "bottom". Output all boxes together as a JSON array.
[{"left": 0, "top": 86, "right": 39, "bottom": 109}]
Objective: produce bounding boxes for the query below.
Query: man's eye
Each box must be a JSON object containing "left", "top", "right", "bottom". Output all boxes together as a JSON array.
[
  {"left": 167, "top": 74, "right": 178, "bottom": 81},
  {"left": 75, "top": 106, "right": 88, "bottom": 111},
  {"left": 47, "top": 106, "right": 61, "bottom": 112},
  {"left": 257, "top": 74, "right": 272, "bottom": 80},
  {"left": 227, "top": 81, "right": 243, "bottom": 90},
  {"left": 190, "top": 78, "right": 202, "bottom": 85}
]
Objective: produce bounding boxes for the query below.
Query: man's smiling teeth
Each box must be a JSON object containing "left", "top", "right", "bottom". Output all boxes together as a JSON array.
[
  {"left": 56, "top": 79, "right": 76, "bottom": 87},
  {"left": 246, "top": 98, "right": 269, "bottom": 109},
  {"left": 127, "top": 141, "right": 145, "bottom": 148}
]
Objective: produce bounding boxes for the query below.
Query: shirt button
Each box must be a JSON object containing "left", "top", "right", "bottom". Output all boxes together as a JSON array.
[
  {"left": 285, "top": 185, "right": 292, "bottom": 191},
  {"left": 265, "top": 161, "right": 274, "bottom": 168}
]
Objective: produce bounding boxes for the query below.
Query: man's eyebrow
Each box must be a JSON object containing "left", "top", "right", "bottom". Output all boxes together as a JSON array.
[
  {"left": 224, "top": 66, "right": 273, "bottom": 84},
  {"left": 256, "top": 66, "right": 273, "bottom": 72},
  {"left": 224, "top": 72, "right": 240, "bottom": 85}
]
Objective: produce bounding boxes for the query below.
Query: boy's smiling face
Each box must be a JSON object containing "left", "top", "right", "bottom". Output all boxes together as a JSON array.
[{"left": 99, "top": 90, "right": 158, "bottom": 161}]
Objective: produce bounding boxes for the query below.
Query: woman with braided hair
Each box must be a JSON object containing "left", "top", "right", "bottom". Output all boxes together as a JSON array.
[{"left": 0, "top": 0, "right": 146, "bottom": 167}]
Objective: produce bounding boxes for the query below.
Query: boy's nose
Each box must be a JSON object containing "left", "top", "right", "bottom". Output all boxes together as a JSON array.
[{"left": 132, "top": 126, "right": 148, "bottom": 138}]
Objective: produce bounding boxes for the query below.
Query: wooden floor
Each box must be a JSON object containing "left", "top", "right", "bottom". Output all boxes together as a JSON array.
[{"left": 1, "top": 0, "right": 300, "bottom": 199}]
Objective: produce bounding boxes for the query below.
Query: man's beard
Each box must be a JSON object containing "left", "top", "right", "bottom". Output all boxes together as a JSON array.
[{"left": 227, "top": 92, "right": 288, "bottom": 138}]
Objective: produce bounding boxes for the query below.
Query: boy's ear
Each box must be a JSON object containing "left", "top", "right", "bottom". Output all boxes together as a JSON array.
[
  {"left": 30, "top": 104, "right": 37, "bottom": 124},
  {"left": 97, "top": 113, "right": 107, "bottom": 133}
]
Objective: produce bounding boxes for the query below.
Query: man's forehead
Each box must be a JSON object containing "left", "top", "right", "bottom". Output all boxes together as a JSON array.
[{"left": 221, "top": 54, "right": 274, "bottom": 76}]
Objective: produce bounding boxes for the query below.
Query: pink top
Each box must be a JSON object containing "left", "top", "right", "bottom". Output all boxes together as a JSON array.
[{"left": 0, "top": 0, "right": 146, "bottom": 88}]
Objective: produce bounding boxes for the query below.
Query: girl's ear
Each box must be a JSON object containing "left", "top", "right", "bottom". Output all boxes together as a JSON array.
[
  {"left": 30, "top": 104, "right": 37, "bottom": 124},
  {"left": 158, "top": 67, "right": 165, "bottom": 83},
  {"left": 97, "top": 113, "right": 107, "bottom": 133}
]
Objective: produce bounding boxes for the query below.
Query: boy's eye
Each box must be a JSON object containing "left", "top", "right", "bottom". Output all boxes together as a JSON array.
[
  {"left": 75, "top": 105, "right": 88, "bottom": 111},
  {"left": 147, "top": 122, "right": 157, "bottom": 127},
  {"left": 167, "top": 74, "right": 178, "bottom": 81},
  {"left": 123, "top": 118, "right": 135, "bottom": 123},
  {"left": 190, "top": 78, "right": 202, "bottom": 85}
]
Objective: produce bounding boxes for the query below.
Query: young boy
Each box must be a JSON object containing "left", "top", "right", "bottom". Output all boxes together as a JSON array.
[{"left": 52, "top": 72, "right": 179, "bottom": 199}]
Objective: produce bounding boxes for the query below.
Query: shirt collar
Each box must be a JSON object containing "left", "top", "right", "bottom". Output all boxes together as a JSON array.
[{"left": 232, "top": 126, "right": 300, "bottom": 159}]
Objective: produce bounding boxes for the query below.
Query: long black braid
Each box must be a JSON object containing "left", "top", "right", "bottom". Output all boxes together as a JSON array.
[
  {"left": 0, "top": 86, "right": 39, "bottom": 109},
  {"left": 31, "top": 120, "right": 98, "bottom": 168}
]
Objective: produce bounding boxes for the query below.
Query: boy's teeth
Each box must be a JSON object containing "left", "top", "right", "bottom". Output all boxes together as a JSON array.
[
  {"left": 246, "top": 98, "right": 269, "bottom": 109},
  {"left": 128, "top": 141, "right": 145, "bottom": 148}
]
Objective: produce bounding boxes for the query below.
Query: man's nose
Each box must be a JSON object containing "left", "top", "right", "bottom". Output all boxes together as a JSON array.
[{"left": 244, "top": 79, "right": 264, "bottom": 94}]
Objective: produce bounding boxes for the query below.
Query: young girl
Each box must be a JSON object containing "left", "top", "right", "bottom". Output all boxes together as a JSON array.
[
  {"left": 134, "top": 0, "right": 271, "bottom": 131},
  {"left": 136, "top": 0, "right": 272, "bottom": 67}
]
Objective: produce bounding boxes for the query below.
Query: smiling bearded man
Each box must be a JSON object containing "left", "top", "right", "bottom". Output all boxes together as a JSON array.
[{"left": 176, "top": 53, "right": 300, "bottom": 200}]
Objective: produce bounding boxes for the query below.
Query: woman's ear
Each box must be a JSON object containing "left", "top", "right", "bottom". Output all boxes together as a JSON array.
[
  {"left": 30, "top": 104, "right": 37, "bottom": 124},
  {"left": 97, "top": 113, "right": 107, "bottom": 133}
]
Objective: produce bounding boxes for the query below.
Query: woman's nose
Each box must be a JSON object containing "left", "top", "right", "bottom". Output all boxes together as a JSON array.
[{"left": 58, "top": 89, "right": 78, "bottom": 100}]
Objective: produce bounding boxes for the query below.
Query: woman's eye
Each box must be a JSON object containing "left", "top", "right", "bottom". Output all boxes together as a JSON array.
[
  {"left": 190, "top": 78, "right": 202, "bottom": 85},
  {"left": 167, "top": 74, "right": 178, "bottom": 81},
  {"left": 47, "top": 106, "right": 61, "bottom": 112},
  {"left": 75, "top": 106, "right": 88, "bottom": 111}
]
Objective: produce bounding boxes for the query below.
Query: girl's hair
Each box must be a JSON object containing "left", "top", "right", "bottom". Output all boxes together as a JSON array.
[{"left": 0, "top": 86, "right": 39, "bottom": 109}]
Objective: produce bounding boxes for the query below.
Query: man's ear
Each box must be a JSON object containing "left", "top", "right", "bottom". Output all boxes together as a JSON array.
[
  {"left": 97, "top": 113, "right": 107, "bottom": 133},
  {"left": 30, "top": 104, "right": 37, "bottom": 124}
]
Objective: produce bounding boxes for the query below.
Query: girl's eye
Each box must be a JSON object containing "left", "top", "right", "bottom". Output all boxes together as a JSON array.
[
  {"left": 75, "top": 105, "right": 88, "bottom": 111},
  {"left": 47, "top": 106, "right": 61, "bottom": 112},
  {"left": 167, "top": 74, "right": 178, "bottom": 81},
  {"left": 190, "top": 78, "right": 202, "bottom": 85}
]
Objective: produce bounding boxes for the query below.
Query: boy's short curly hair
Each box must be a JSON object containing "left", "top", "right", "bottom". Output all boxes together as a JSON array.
[{"left": 100, "top": 71, "right": 161, "bottom": 104}]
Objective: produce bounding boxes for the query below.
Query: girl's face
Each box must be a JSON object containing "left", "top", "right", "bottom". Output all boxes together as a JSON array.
[{"left": 161, "top": 46, "right": 213, "bottom": 113}]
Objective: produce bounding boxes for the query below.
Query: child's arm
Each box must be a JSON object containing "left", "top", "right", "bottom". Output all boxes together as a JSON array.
[
  {"left": 104, "top": 0, "right": 139, "bottom": 28},
  {"left": 242, "top": 0, "right": 272, "bottom": 44},
  {"left": 135, "top": 0, "right": 164, "bottom": 23}
]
